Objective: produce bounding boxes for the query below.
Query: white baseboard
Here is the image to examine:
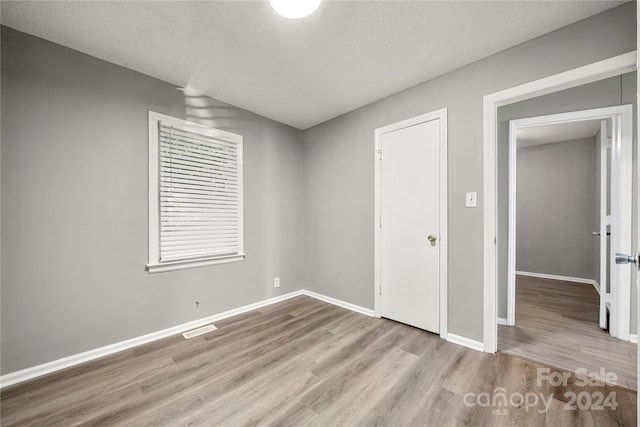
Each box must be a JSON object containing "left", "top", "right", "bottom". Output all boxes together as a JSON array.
[
  {"left": 497, "top": 317, "right": 509, "bottom": 326},
  {"left": 0, "top": 290, "right": 306, "bottom": 388},
  {"left": 301, "top": 290, "right": 374, "bottom": 317},
  {"left": 516, "top": 271, "right": 600, "bottom": 294},
  {"left": 0, "top": 289, "right": 374, "bottom": 388},
  {"left": 447, "top": 333, "right": 484, "bottom": 352},
  {"left": 630, "top": 334, "right": 638, "bottom": 344}
]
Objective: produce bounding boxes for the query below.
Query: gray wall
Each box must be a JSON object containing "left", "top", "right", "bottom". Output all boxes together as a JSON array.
[
  {"left": 516, "top": 137, "right": 598, "bottom": 279},
  {"left": 1, "top": 2, "right": 637, "bottom": 375},
  {"left": 1, "top": 27, "right": 304, "bottom": 374},
  {"left": 302, "top": 2, "right": 636, "bottom": 342},
  {"left": 496, "top": 73, "right": 638, "bottom": 332}
]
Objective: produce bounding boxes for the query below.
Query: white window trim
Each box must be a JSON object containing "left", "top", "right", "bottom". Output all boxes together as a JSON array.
[{"left": 147, "top": 111, "right": 245, "bottom": 273}]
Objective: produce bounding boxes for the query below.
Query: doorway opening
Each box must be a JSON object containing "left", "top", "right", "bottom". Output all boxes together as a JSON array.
[
  {"left": 506, "top": 106, "right": 633, "bottom": 339},
  {"left": 482, "top": 51, "right": 637, "bottom": 355},
  {"left": 498, "top": 105, "right": 637, "bottom": 389}
]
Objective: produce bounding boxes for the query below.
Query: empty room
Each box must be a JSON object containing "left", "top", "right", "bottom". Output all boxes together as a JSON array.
[{"left": 1, "top": 1, "right": 638, "bottom": 426}]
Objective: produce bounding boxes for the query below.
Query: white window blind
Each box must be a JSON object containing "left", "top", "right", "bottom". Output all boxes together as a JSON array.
[{"left": 147, "top": 112, "right": 244, "bottom": 273}]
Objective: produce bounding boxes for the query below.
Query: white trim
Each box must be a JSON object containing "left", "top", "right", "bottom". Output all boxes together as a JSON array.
[
  {"left": 497, "top": 317, "right": 508, "bottom": 326},
  {"left": 516, "top": 271, "right": 600, "bottom": 294},
  {"left": 630, "top": 334, "right": 638, "bottom": 344},
  {"left": 483, "top": 51, "right": 637, "bottom": 353},
  {"left": 636, "top": 7, "right": 639, "bottom": 415},
  {"left": 440, "top": 110, "right": 449, "bottom": 339},
  {"left": 599, "top": 120, "right": 608, "bottom": 329},
  {"left": 0, "top": 289, "right": 374, "bottom": 388},
  {"left": 0, "top": 290, "right": 304, "bottom": 388},
  {"left": 302, "top": 290, "right": 375, "bottom": 317},
  {"left": 483, "top": 93, "right": 498, "bottom": 353},
  {"left": 149, "top": 112, "right": 160, "bottom": 268},
  {"left": 147, "top": 254, "right": 246, "bottom": 273},
  {"left": 447, "top": 333, "right": 484, "bottom": 352},
  {"left": 507, "top": 118, "right": 517, "bottom": 326},
  {"left": 374, "top": 108, "right": 448, "bottom": 340}
]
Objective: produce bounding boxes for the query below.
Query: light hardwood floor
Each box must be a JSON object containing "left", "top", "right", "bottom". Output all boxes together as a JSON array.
[
  {"left": 499, "top": 275, "right": 637, "bottom": 391},
  {"left": 2, "top": 295, "right": 636, "bottom": 426}
]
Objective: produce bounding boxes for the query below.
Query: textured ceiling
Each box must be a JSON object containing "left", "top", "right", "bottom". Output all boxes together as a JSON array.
[
  {"left": 517, "top": 120, "right": 602, "bottom": 148},
  {"left": 0, "top": 1, "right": 627, "bottom": 129}
]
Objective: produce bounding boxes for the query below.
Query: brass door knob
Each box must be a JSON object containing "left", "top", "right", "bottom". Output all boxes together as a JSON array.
[{"left": 427, "top": 234, "right": 437, "bottom": 243}]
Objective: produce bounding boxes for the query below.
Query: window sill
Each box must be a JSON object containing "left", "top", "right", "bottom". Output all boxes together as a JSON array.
[{"left": 146, "top": 254, "right": 246, "bottom": 273}]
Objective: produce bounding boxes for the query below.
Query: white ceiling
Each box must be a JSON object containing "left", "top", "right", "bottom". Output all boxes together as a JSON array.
[
  {"left": 517, "top": 120, "right": 602, "bottom": 148},
  {"left": 1, "top": 1, "right": 627, "bottom": 130}
]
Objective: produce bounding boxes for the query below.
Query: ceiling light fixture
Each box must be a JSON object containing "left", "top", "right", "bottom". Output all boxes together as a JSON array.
[{"left": 270, "top": 0, "right": 321, "bottom": 19}]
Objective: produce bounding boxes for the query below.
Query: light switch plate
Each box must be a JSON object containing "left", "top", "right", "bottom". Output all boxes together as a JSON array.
[{"left": 466, "top": 192, "right": 477, "bottom": 208}]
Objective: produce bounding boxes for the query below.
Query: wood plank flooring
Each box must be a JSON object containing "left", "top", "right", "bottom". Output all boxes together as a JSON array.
[
  {"left": 2, "top": 295, "right": 636, "bottom": 426},
  {"left": 499, "top": 275, "right": 637, "bottom": 390}
]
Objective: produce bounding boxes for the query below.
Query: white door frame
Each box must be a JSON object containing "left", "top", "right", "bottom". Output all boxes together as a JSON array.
[
  {"left": 636, "top": 5, "right": 639, "bottom": 416},
  {"left": 483, "top": 51, "right": 637, "bottom": 353},
  {"left": 374, "top": 108, "right": 448, "bottom": 340},
  {"left": 507, "top": 106, "right": 633, "bottom": 339}
]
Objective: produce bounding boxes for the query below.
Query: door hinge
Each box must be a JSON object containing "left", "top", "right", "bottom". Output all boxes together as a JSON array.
[
  {"left": 494, "top": 237, "right": 496, "bottom": 245},
  {"left": 379, "top": 217, "right": 382, "bottom": 228},
  {"left": 377, "top": 149, "right": 382, "bottom": 160}
]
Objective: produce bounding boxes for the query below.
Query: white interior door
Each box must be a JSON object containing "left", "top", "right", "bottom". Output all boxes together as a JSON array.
[
  {"left": 599, "top": 119, "right": 609, "bottom": 329},
  {"left": 379, "top": 119, "right": 440, "bottom": 333},
  {"left": 610, "top": 110, "right": 633, "bottom": 340}
]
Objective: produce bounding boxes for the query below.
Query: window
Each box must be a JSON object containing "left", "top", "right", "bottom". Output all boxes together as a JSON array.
[{"left": 147, "top": 112, "right": 244, "bottom": 273}]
